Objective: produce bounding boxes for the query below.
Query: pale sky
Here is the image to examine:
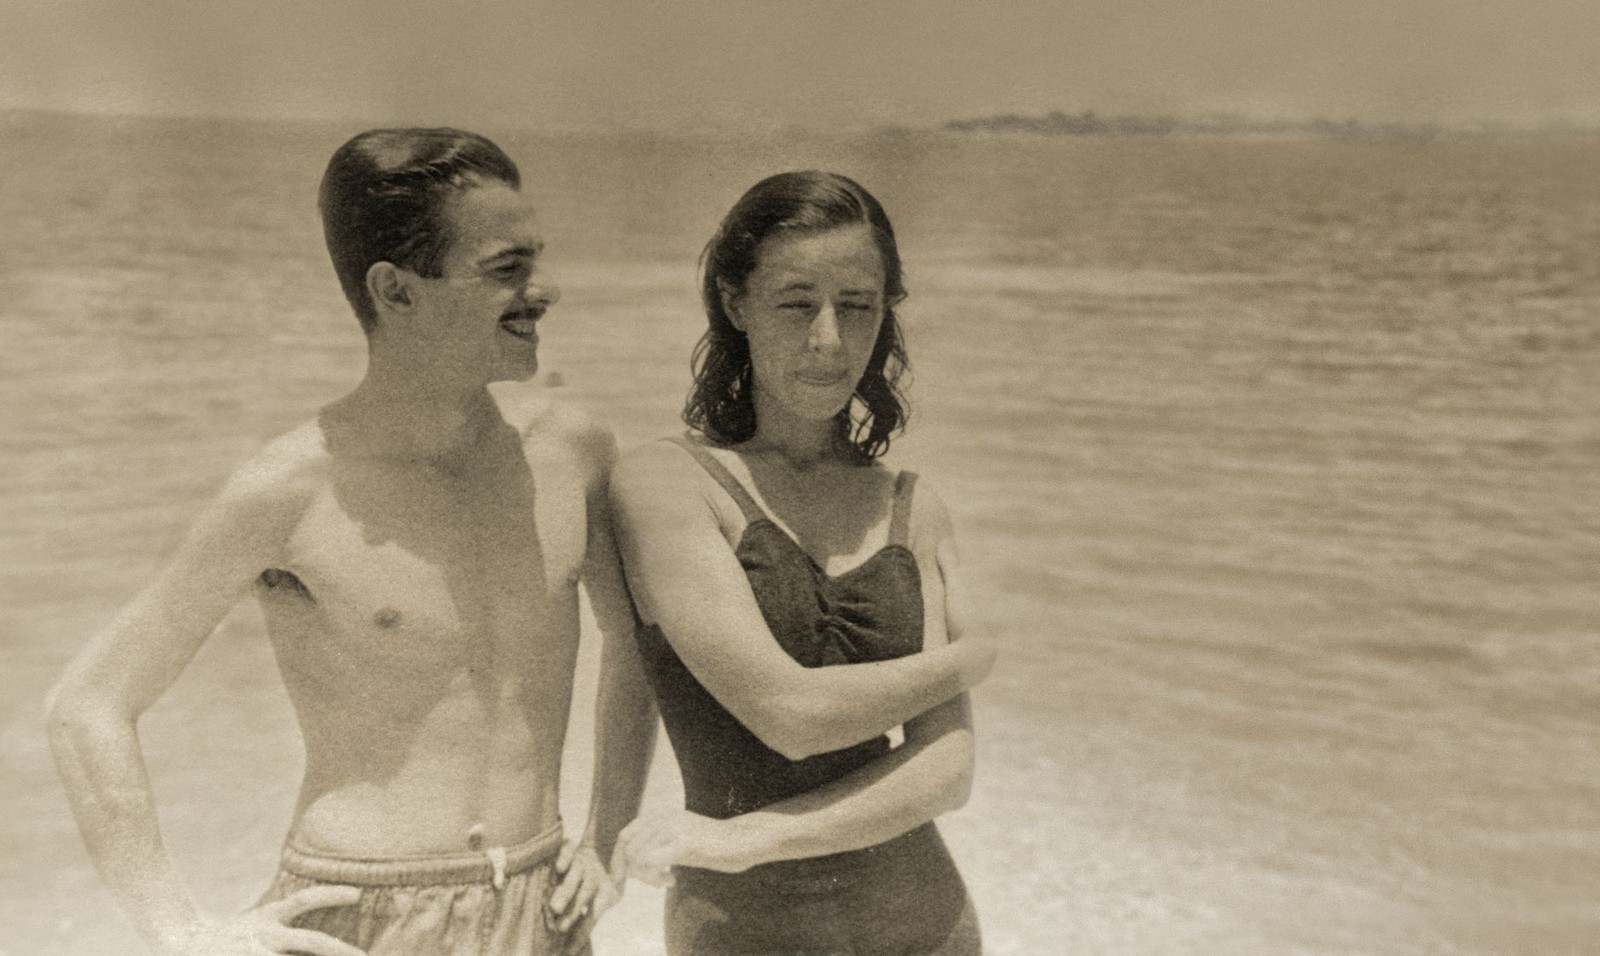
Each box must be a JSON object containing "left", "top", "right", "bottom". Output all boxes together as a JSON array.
[{"left": 5, "top": 0, "right": 1598, "bottom": 131}]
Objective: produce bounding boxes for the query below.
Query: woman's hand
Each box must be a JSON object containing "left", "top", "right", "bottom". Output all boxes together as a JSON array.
[
  {"left": 615, "top": 809, "right": 746, "bottom": 887},
  {"left": 160, "top": 886, "right": 365, "bottom": 956}
]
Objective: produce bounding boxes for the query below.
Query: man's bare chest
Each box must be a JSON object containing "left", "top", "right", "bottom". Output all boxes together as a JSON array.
[{"left": 277, "top": 453, "right": 588, "bottom": 648}]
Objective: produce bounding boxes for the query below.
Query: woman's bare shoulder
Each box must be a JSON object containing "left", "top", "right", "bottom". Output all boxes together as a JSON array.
[
  {"left": 900, "top": 469, "right": 956, "bottom": 555},
  {"left": 611, "top": 434, "right": 715, "bottom": 503}
]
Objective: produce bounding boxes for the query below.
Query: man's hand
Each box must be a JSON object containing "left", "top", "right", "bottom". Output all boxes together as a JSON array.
[
  {"left": 161, "top": 885, "right": 365, "bottom": 956},
  {"left": 546, "top": 841, "right": 619, "bottom": 955}
]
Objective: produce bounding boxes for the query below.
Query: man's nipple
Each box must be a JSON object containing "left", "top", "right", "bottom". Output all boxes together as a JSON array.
[{"left": 373, "top": 607, "right": 403, "bottom": 629}]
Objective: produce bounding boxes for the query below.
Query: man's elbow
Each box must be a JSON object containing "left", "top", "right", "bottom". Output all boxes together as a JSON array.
[{"left": 44, "top": 681, "right": 128, "bottom": 758}]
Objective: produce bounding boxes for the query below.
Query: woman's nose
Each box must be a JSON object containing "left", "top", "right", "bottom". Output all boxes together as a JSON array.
[{"left": 808, "top": 302, "right": 841, "bottom": 350}]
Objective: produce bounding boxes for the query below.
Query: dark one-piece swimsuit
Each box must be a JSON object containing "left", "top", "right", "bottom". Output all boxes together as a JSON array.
[{"left": 634, "top": 438, "right": 982, "bottom": 956}]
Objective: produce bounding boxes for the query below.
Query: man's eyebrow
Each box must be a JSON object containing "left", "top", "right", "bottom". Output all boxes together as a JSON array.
[
  {"left": 479, "top": 242, "right": 543, "bottom": 265},
  {"left": 771, "top": 281, "right": 879, "bottom": 297}
]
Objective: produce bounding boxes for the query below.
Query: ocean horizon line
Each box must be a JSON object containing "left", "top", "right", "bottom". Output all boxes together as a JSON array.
[{"left": 9, "top": 104, "right": 1600, "bottom": 144}]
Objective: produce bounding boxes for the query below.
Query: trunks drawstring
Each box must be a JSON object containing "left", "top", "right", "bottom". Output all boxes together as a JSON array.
[{"left": 487, "top": 846, "right": 508, "bottom": 890}]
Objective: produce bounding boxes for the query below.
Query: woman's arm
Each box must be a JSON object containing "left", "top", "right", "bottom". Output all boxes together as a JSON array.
[
  {"left": 621, "top": 698, "right": 973, "bottom": 880},
  {"left": 617, "top": 485, "right": 980, "bottom": 876},
  {"left": 609, "top": 442, "right": 994, "bottom": 761}
]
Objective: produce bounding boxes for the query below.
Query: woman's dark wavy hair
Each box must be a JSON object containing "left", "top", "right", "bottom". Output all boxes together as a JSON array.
[
  {"left": 319, "top": 128, "right": 521, "bottom": 332},
  {"left": 685, "top": 171, "right": 910, "bottom": 462}
]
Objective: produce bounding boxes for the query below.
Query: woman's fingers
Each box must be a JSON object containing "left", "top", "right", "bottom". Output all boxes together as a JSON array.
[{"left": 616, "top": 813, "right": 688, "bottom": 887}]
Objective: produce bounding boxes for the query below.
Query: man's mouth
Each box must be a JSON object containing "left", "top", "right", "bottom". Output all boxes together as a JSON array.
[{"left": 499, "top": 305, "right": 544, "bottom": 342}]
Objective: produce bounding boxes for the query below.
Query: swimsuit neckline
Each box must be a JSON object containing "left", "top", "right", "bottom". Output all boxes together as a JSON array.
[{"left": 735, "top": 516, "right": 917, "bottom": 584}]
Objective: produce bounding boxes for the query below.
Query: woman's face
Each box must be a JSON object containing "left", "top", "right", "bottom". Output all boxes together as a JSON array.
[{"left": 726, "top": 224, "right": 887, "bottom": 426}]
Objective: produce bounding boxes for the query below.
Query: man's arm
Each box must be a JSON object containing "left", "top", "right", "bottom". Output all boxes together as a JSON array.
[
  {"left": 575, "top": 424, "right": 657, "bottom": 861},
  {"left": 546, "top": 422, "right": 658, "bottom": 945},
  {"left": 45, "top": 439, "right": 359, "bottom": 956},
  {"left": 609, "top": 441, "right": 996, "bottom": 761},
  {"left": 618, "top": 487, "right": 980, "bottom": 877}
]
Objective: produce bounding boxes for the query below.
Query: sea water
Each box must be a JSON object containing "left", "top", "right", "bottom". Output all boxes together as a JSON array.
[{"left": 2, "top": 112, "right": 1597, "bottom": 955}]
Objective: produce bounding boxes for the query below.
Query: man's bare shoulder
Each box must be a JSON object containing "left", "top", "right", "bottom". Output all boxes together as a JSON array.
[
  {"left": 213, "top": 419, "right": 330, "bottom": 514},
  {"left": 161, "top": 420, "right": 329, "bottom": 568},
  {"left": 499, "top": 386, "right": 618, "bottom": 477}
]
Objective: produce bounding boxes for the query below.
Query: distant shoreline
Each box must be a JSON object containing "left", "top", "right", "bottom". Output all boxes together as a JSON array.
[{"left": 940, "top": 109, "right": 1600, "bottom": 141}]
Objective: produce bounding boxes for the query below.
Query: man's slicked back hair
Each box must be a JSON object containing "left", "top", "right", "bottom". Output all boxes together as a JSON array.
[{"left": 319, "top": 128, "right": 521, "bottom": 332}]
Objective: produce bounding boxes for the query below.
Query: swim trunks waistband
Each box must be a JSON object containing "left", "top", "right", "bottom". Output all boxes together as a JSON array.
[{"left": 279, "top": 822, "right": 564, "bottom": 887}]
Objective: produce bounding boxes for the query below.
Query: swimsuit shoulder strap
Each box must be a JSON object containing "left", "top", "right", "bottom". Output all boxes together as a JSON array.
[
  {"left": 888, "top": 470, "right": 918, "bottom": 548},
  {"left": 664, "top": 435, "right": 767, "bottom": 526}
]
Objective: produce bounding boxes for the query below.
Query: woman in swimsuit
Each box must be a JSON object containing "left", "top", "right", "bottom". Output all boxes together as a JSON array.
[{"left": 609, "top": 171, "right": 989, "bottom": 955}]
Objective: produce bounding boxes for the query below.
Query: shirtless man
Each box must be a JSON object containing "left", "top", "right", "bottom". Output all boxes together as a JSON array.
[{"left": 46, "top": 128, "right": 656, "bottom": 956}]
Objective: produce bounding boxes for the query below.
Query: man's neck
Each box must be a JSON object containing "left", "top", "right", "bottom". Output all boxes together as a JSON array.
[{"left": 329, "top": 370, "right": 502, "bottom": 461}]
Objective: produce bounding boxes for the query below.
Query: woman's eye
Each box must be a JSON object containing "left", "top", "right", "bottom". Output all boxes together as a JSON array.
[{"left": 780, "top": 301, "right": 814, "bottom": 311}]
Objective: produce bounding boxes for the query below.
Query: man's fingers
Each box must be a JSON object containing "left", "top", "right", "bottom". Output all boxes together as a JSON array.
[
  {"left": 273, "top": 926, "right": 367, "bottom": 956},
  {"left": 548, "top": 866, "right": 582, "bottom": 914},
  {"left": 593, "top": 875, "right": 621, "bottom": 915},
  {"left": 269, "top": 884, "right": 362, "bottom": 921},
  {"left": 557, "top": 881, "right": 596, "bottom": 933},
  {"left": 561, "top": 908, "right": 598, "bottom": 956}
]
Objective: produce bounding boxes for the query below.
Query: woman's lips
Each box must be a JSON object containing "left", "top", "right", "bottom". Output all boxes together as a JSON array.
[{"left": 794, "top": 370, "right": 847, "bottom": 387}]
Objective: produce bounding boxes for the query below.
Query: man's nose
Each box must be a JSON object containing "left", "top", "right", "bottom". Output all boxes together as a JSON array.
[{"left": 526, "top": 268, "right": 560, "bottom": 307}]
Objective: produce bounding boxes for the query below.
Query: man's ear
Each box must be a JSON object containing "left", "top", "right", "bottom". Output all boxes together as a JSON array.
[
  {"left": 718, "top": 280, "right": 745, "bottom": 332},
  {"left": 366, "top": 261, "right": 414, "bottom": 316}
]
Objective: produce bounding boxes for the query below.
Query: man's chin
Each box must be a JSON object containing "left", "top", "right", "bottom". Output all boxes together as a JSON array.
[{"left": 489, "top": 358, "right": 540, "bottom": 385}]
